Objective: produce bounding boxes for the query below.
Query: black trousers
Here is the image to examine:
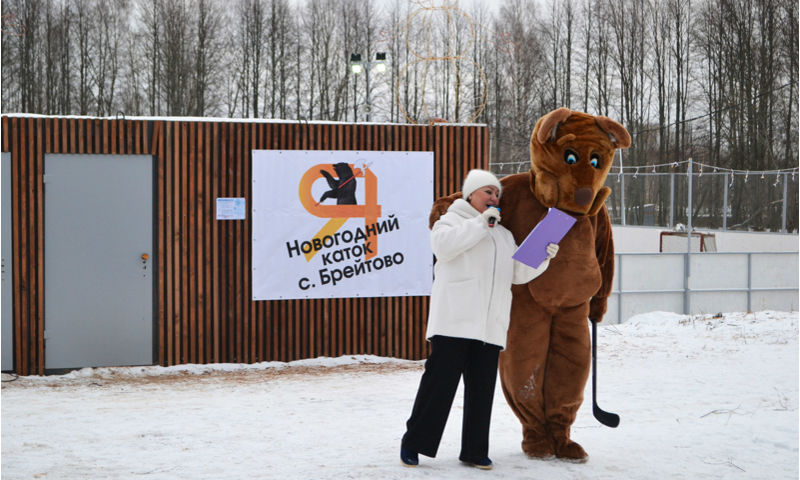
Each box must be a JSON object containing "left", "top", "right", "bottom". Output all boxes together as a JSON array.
[{"left": 402, "top": 335, "right": 501, "bottom": 462}]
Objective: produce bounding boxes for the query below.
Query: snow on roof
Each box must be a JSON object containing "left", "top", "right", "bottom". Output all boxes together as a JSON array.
[{"left": 0, "top": 112, "right": 486, "bottom": 127}]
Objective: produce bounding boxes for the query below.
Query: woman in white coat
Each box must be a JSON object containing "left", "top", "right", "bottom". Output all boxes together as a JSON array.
[{"left": 401, "top": 169, "right": 558, "bottom": 470}]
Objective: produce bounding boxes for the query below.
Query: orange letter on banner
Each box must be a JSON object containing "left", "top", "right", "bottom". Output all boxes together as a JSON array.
[{"left": 298, "top": 164, "right": 381, "bottom": 261}]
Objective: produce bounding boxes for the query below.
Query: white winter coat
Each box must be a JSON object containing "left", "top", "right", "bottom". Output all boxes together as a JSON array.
[{"left": 426, "top": 199, "right": 549, "bottom": 350}]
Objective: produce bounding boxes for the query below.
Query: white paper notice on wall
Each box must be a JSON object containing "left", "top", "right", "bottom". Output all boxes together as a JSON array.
[{"left": 216, "top": 197, "right": 246, "bottom": 220}]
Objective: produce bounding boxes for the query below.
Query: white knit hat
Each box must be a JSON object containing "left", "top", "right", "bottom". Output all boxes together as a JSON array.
[{"left": 462, "top": 169, "right": 502, "bottom": 200}]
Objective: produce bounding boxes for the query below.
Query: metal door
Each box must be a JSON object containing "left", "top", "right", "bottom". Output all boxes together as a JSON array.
[
  {"left": 44, "top": 154, "right": 153, "bottom": 369},
  {"left": 2, "top": 152, "right": 12, "bottom": 371}
]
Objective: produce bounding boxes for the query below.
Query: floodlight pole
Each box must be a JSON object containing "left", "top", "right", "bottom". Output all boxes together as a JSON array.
[
  {"left": 619, "top": 149, "right": 626, "bottom": 226},
  {"left": 350, "top": 52, "right": 387, "bottom": 122},
  {"left": 685, "top": 156, "right": 693, "bottom": 315}
]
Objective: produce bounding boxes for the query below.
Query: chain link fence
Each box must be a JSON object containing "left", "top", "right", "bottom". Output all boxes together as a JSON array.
[{"left": 492, "top": 163, "right": 798, "bottom": 233}]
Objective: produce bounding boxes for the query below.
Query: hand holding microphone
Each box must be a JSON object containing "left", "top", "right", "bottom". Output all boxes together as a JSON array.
[{"left": 481, "top": 206, "right": 501, "bottom": 227}]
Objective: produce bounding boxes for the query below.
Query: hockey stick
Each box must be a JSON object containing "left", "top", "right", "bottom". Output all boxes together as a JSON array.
[{"left": 591, "top": 319, "right": 620, "bottom": 428}]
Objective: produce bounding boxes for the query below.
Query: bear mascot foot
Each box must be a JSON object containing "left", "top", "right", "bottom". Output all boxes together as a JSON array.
[
  {"left": 553, "top": 438, "right": 589, "bottom": 463},
  {"left": 522, "top": 435, "right": 555, "bottom": 460}
]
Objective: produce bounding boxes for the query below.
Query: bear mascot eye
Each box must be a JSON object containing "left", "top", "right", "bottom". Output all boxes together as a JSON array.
[
  {"left": 590, "top": 154, "right": 601, "bottom": 169},
  {"left": 564, "top": 150, "right": 578, "bottom": 165}
]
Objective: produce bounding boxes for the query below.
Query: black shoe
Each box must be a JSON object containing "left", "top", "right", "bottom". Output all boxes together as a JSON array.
[
  {"left": 400, "top": 446, "right": 419, "bottom": 467},
  {"left": 462, "top": 457, "right": 492, "bottom": 470}
]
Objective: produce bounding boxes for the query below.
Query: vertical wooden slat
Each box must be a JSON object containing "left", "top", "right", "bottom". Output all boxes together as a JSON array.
[
  {"left": 167, "top": 121, "right": 177, "bottom": 364},
  {"left": 187, "top": 122, "right": 197, "bottom": 363},
  {"left": 20, "top": 118, "right": 31, "bottom": 373},
  {"left": 74, "top": 118, "right": 81, "bottom": 154},
  {"left": 252, "top": 123, "right": 261, "bottom": 362},
  {"left": 110, "top": 119, "right": 117, "bottom": 153},
  {"left": 308, "top": 298, "right": 315, "bottom": 358},
  {"left": 210, "top": 121, "right": 218, "bottom": 362},
  {"left": 68, "top": 118, "right": 75, "bottom": 152},
  {"left": 231, "top": 122, "right": 241, "bottom": 361},
  {"left": 323, "top": 298, "right": 330, "bottom": 358},
  {"left": 85, "top": 119, "right": 93, "bottom": 154},
  {"left": 22, "top": 117, "right": 34, "bottom": 373},
  {"left": 2, "top": 116, "right": 9, "bottom": 151},
  {"left": 202, "top": 122, "right": 211, "bottom": 363},
  {"left": 195, "top": 122, "right": 204, "bottom": 362},
  {"left": 35, "top": 118, "right": 44, "bottom": 373},
  {"left": 394, "top": 297, "right": 401, "bottom": 358},
  {"left": 236, "top": 122, "right": 245, "bottom": 362},
  {"left": 227, "top": 123, "right": 236, "bottom": 361},
  {"left": 288, "top": 299, "right": 295, "bottom": 361},
  {"left": 336, "top": 299, "right": 344, "bottom": 357},
  {"left": 399, "top": 297, "right": 406, "bottom": 359},
  {"left": 315, "top": 299, "right": 321, "bottom": 359},
  {"left": 179, "top": 122, "right": 188, "bottom": 363},
  {"left": 245, "top": 122, "right": 255, "bottom": 363},
  {"left": 126, "top": 120, "right": 133, "bottom": 153},
  {"left": 211, "top": 122, "right": 221, "bottom": 363},
  {"left": 387, "top": 297, "right": 394, "bottom": 357},
  {"left": 344, "top": 298, "right": 351, "bottom": 355},
  {"left": 220, "top": 123, "right": 230, "bottom": 362},
  {"left": 45, "top": 118, "right": 53, "bottom": 155},
  {"left": 292, "top": 299, "right": 300, "bottom": 360},
  {"left": 102, "top": 119, "right": 109, "bottom": 153},
  {"left": 150, "top": 121, "right": 165, "bottom": 365}
]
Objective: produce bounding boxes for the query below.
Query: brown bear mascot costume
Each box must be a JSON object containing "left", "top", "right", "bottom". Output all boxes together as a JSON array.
[{"left": 429, "top": 107, "right": 631, "bottom": 462}]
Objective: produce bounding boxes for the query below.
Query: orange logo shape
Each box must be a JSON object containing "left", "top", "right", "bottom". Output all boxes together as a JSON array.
[{"left": 298, "top": 164, "right": 382, "bottom": 261}]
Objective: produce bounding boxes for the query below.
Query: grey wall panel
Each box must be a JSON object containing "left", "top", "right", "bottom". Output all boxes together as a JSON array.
[
  {"left": 2, "top": 152, "right": 12, "bottom": 371},
  {"left": 689, "top": 253, "right": 749, "bottom": 290},
  {"left": 608, "top": 252, "right": 798, "bottom": 324},
  {"left": 751, "top": 253, "right": 799, "bottom": 289},
  {"left": 44, "top": 154, "right": 153, "bottom": 369},
  {"left": 620, "top": 254, "right": 684, "bottom": 291}
]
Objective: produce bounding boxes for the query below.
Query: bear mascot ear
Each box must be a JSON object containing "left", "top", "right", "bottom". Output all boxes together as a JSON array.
[
  {"left": 595, "top": 115, "right": 632, "bottom": 149},
  {"left": 586, "top": 115, "right": 631, "bottom": 216},
  {"left": 428, "top": 191, "right": 462, "bottom": 229},
  {"left": 529, "top": 108, "right": 572, "bottom": 208}
]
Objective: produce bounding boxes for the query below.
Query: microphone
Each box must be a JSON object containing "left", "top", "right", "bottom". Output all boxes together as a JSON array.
[{"left": 488, "top": 206, "right": 500, "bottom": 227}]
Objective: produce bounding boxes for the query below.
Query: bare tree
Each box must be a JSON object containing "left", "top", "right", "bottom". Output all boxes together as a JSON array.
[
  {"left": 261, "top": 0, "right": 292, "bottom": 118},
  {"left": 313, "top": 0, "right": 341, "bottom": 119},
  {"left": 779, "top": 0, "right": 798, "bottom": 167},
  {"left": 135, "top": 0, "right": 162, "bottom": 115},
  {"left": 17, "top": 0, "right": 44, "bottom": 112},
  {"left": 668, "top": 0, "right": 690, "bottom": 164},
  {"left": 649, "top": 0, "right": 670, "bottom": 165},
  {"left": 1, "top": 0, "right": 23, "bottom": 111},
  {"left": 584, "top": 0, "right": 612, "bottom": 115},
  {"left": 494, "top": 0, "right": 549, "bottom": 163},
  {"left": 159, "top": 0, "right": 192, "bottom": 116},
  {"left": 234, "top": 0, "right": 265, "bottom": 117},
  {"left": 191, "top": 0, "right": 224, "bottom": 116},
  {"left": 543, "top": 0, "right": 575, "bottom": 109},
  {"left": 43, "top": 0, "right": 72, "bottom": 114}
]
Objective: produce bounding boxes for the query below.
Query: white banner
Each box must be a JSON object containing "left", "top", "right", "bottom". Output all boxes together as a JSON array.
[{"left": 252, "top": 150, "right": 434, "bottom": 300}]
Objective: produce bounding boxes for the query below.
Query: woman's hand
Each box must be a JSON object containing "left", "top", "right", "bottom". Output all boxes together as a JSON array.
[
  {"left": 546, "top": 243, "right": 559, "bottom": 259},
  {"left": 480, "top": 207, "right": 501, "bottom": 227}
]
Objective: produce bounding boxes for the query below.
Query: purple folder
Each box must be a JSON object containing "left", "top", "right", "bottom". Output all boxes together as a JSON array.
[{"left": 512, "top": 208, "right": 576, "bottom": 268}]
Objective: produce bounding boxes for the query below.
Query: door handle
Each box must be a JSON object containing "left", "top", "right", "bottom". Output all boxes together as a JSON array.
[{"left": 141, "top": 253, "right": 149, "bottom": 261}]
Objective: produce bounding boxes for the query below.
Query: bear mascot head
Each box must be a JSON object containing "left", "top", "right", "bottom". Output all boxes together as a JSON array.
[{"left": 528, "top": 107, "right": 631, "bottom": 216}]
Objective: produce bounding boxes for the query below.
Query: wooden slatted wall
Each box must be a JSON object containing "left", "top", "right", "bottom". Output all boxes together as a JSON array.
[{"left": 1, "top": 116, "right": 489, "bottom": 374}]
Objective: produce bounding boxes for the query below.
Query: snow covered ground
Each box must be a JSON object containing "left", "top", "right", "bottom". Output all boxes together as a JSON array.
[{"left": 2, "top": 310, "right": 797, "bottom": 479}]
